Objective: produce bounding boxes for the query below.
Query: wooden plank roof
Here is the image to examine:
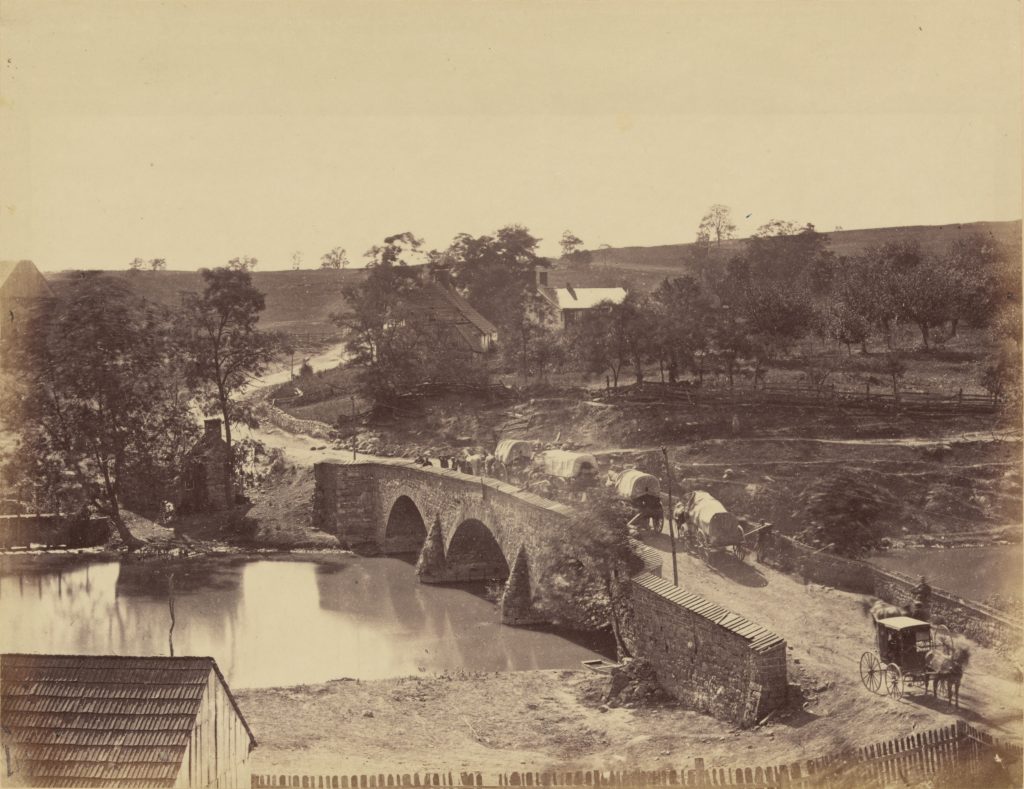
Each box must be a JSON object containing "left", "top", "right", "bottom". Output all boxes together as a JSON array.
[
  {"left": 0, "top": 654, "right": 256, "bottom": 788},
  {"left": 631, "top": 572, "right": 785, "bottom": 654}
]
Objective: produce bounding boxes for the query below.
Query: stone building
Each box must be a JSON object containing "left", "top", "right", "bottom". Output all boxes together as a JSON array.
[{"left": 179, "top": 418, "right": 232, "bottom": 512}]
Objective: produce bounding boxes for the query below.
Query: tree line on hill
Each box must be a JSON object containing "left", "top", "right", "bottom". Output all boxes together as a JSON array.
[
  {"left": 337, "top": 214, "right": 1021, "bottom": 408},
  {"left": 1, "top": 265, "right": 283, "bottom": 547}
]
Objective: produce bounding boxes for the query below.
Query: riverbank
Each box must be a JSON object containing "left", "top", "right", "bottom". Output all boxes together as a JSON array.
[{"left": 235, "top": 668, "right": 1020, "bottom": 776}]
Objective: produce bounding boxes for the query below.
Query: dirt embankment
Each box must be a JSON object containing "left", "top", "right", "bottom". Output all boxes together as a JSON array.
[{"left": 236, "top": 665, "right": 1020, "bottom": 777}]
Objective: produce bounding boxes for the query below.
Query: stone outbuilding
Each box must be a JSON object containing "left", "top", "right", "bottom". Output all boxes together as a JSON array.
[
  {"left": 179, "top": 419, "right": 232, "bottom": 512},
  {"left": 0, "top": 653, "right": 257, "bottom": 788}
]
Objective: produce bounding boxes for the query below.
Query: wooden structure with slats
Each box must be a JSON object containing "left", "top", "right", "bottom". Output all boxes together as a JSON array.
[{"left": 0, "top": 654, "right": 256, "bottom": 788}]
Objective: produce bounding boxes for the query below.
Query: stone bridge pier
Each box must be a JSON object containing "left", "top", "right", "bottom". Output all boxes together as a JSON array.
[{"left": 313, "top": 459, "right": 575, "bottom": 625}]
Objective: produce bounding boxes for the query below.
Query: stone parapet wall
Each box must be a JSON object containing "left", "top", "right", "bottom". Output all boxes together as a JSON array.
[
  {"left": 758, "top": 533, "right": 1021, "bottom": 650},
  {"left": 627, "top": 572, "right": 787, "bottom": 727}
]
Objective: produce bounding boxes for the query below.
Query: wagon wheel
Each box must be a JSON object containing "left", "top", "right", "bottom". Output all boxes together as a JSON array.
[
  {"left": 885, "top": 664, "right": 905, "bottom": 700},
  {"left": 696, "top": 532, "right": 710, "bottom": 561},
  {"left": 859, "top": 652, "right": 883, "bottom": 694},
  {"left": 732, "top": 542, "right": 748, "bottom": 562}
]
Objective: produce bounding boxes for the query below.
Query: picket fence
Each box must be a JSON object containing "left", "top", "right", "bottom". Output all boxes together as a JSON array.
[{"left": 251, "top": 720, "right": 1021, "bottom": 789}]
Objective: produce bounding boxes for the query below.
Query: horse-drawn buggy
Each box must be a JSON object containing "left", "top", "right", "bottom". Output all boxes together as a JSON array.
[
  {"left": 673, "top": 490, "right": 747, "bottom": 561},
  {"left": 860, "top": 612, "right": 967, "bottom": 706}
]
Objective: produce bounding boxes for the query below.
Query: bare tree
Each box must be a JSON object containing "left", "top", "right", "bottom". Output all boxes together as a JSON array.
[
  {"left": 698, "top": 204, "right": 736, "bottom": 247},
  {"left": 321, "top": 247, "right": 349, "bottom": 270}
]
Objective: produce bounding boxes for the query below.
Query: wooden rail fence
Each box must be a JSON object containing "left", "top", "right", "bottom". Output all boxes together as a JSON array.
[
  {"left": 594, "top": 381, "right": 997, "bottom": 415},
  {"left": 251, "top": 721, "right": 1021, "bottom": 788}
]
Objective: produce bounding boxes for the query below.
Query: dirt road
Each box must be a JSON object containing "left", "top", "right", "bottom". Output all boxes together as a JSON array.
[{"left": 639, "top": 531, "right": 1023, "bottom": 740}]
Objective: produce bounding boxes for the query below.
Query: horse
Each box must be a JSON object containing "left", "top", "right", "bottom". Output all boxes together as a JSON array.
[
  {"left": 862, "top": 598, "right": 909, "bottom": 622},
  {"left": 926, "top": 630, "right": 970, "bottom": 708}
]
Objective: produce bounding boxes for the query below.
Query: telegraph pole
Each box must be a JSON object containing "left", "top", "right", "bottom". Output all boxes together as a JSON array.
[{"left": 661, "top": 446, "right": 679, "bottom": 586}]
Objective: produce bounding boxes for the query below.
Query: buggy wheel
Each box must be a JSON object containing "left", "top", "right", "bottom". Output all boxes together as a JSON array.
[
  {"left": 885, "top": 664, "right": 905, "bottom": 700},
  {"left": 732, "top": 543, "right": 748, "bottom": 562},
  {"left": 859, "top": 652, "right": 883, "bottom": 693}
]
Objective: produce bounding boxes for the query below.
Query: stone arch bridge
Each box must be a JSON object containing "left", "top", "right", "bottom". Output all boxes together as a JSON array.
[
  {"left": 313, "top": 458, "right": 581, "bottom": 625},
  {"left": 312, "top": 457, "right": 788, "bottom": 725}
]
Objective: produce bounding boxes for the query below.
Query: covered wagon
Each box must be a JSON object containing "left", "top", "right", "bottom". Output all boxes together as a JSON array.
[
  {"left": 534, "top": 450, "right": 600, "bottom": 486},
  {"left": 615, "top": 470, "right": 664, "bottom": 533},
  {"left": 674, "top": 490, "right": 747, "bottom": 560},
  {"left": 495, "top": 439, "right": 535, "bottom": 466}
]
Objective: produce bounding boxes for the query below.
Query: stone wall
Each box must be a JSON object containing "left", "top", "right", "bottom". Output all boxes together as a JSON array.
[
  {"left": 759, "top": 532, "right": 1021, "bottom": 649},
  {"left": 627, "top": 572, "right": 788, "bottom": 727}
]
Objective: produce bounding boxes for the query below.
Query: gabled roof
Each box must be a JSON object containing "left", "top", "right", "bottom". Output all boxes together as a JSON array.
[
  {"left": 542, "top": 286, "right": 627, "bottom": 310},
  {"left": 409, "top": 283, "right": 498, "bottom": 337},
  {"left": 1, "top": 654, "right": 256, "bottom": 788},
  {"left": 0, "top": 260, "right": 54, "bottom": 298}
]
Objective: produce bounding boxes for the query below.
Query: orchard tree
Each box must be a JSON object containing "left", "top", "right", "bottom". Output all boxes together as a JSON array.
[
  {"left": 650, "top": 276, "right": 709, "bottom": 383},
  {"left": 321, "top": 247, "right": 349, "bottom": 270},
  {"left": 0, "top": 274, "right": 197, "bottom": 548},
  {"left": 179, "top": 267, "right": 282, "bottom": 503},
  {"left": 129, "top": 257, "right": 145, "bottom": 273},
  {"left": 816, "top": 299, "right": 871, "bottom": 355},
  {"left": 149, "top": 258, "right": 167, "bottom": 272},
  {"left": 227, "top": 255, "right": 258, "bottom": 272},
  {"left": 291, "top": 251, "right": 303, "bottom": 270},
  {"left": 535, "top": 487, "right": 642, "bottom": 658}
]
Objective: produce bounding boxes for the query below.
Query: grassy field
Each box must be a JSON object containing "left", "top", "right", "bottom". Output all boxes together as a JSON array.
[{"left": 45, "top": 268, "right": 365, "bottom": 336}]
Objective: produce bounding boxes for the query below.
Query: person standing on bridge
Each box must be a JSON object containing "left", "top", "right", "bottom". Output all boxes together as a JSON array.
[{"left": 911, "top": 576, "right": 932, "bottom": 620}]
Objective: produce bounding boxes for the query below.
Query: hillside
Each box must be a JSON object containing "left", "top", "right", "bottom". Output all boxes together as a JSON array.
[
  {"left": 46, "top": 268, "right": 365, "bottom": 337},
  {"left": 583, "top": 219, "right": 1022, "bottom": 273}
]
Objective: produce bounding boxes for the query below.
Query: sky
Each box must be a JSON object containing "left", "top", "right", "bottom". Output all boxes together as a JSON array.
[{"left": 0, "top": 0, "right": 1021, "bottom": 271}]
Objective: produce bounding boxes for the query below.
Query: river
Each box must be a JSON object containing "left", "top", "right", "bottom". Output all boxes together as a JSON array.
[
  {"left": 0, "top": 555, "right": 608, "bottom": 688},
  {"left": 867, "top": 543, "right": 1022, "bottom": 602}
]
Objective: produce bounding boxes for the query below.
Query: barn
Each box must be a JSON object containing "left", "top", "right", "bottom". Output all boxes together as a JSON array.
[
  {"left": 0, "top": 653, "right": 256, "bottom": 788},
  {"left": 0, "top": 260, "right": 53, "bottom": 340}
]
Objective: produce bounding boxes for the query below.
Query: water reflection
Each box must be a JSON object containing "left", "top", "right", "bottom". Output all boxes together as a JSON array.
[{"left": 0, "top": 556, "right": 608, "bottom": 688}]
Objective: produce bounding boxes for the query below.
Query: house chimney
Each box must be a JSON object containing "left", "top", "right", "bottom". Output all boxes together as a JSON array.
[
  {"left": 565, "top": 282, "right": 577, "bottom": 301},
  {"left": 204, "top": 418, "right": 222, "bottom": 439}
]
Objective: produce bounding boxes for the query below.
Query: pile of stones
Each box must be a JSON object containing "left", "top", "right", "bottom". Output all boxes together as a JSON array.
[{"left": 602, "top": 658, "right": 667, "bottom": 709}]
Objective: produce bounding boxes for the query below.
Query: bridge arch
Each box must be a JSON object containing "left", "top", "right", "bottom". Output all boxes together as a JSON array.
[
  {"left": 444, "top": 518, "right": 510, "bottom": 583},
  {"left": 383, "top": 495, "right": 428, "bottom": 554}
]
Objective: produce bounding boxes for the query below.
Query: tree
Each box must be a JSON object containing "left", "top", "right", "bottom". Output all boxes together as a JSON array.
[
  {"left": 320, "top": 247, "right": 349, "bottom": 270},
  {"left": 149, "top": 258, "right": 167, "bottom": 272},
  {"left": 816, "top": 298, "right": 871, "bottom": 355},
  {"left": 567, "top": 296, "right": 650, "bottom": 388},
  {"left": 743, "top": 220, "right": 833, "bottom": 289},
  {"left": 896, "top": 262, "right": 956, "bottom": 349},
  {"left": 227, "top": 256, "right": 257, "bottom": 272},
  {"left": 443, "top": 225, "right": 546, "bottom": 332},
  {"left": 800, "top": 472, "right": 888, "bottom": 557},
  {"left": 179, "top": 268, "right": 282, "bottom": 504},
  {"left": 129, "top": 257, "right": 145, "bottom": 273},
  {"left": 0, "top": 274, "right": 197, "bottom": 548},
  {"left": 560, "top": 230, "right": 584, "bottom": 257},
  {"left": 500, "top": 297, "right": 564, "bottom": 386},
  {"left": 334, "top": 234, "right": 431, "bottom": 403},
  {"left": 697, "top": 204, "right": 736, "bottom": 247},
  {"left": 942, "top": 234, "right": 1014, "bottom": 335},
  {"left": 650, "top": 276, "right": 709, "bottom": 383},
  {"left": 291, "top": 251, "right": 303, "bottom": 270},
  {"left": 535, "top": 488, "right": 642, "bottom": 658}
]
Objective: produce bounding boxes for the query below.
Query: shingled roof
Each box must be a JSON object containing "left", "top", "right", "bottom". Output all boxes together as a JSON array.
[
  {"left": 0, "top": 654, "right": 255, "bottom": 788},
  {"left": 408, "top": 282, "right": 498, "bottom": 340}
]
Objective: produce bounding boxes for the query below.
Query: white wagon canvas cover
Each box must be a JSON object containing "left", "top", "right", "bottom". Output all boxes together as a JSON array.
[
  {"left": 495, "top": 439, "right": 535, "bottom": 465},
  {"left": 614, "top": 470, "right": 661, "bottom": 499},
  {"left": 677, "top": 490, "right": 744, "bottom": 549},
  {"left": 535, "top": 450, "right": 599, "bottom": 479}
]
